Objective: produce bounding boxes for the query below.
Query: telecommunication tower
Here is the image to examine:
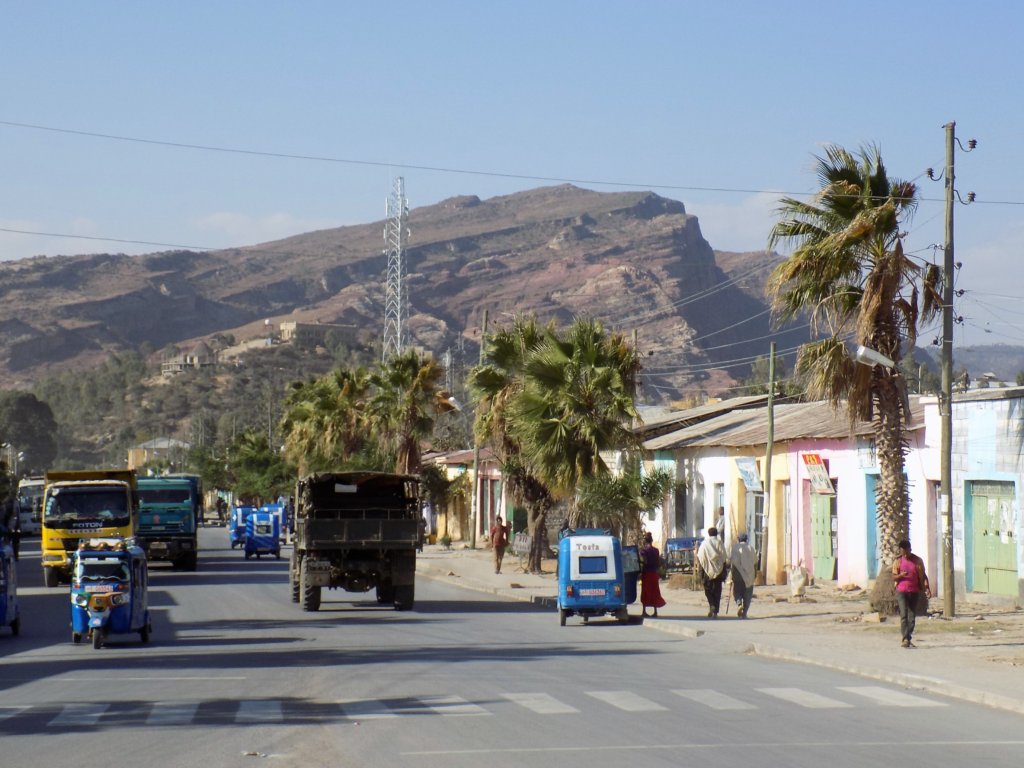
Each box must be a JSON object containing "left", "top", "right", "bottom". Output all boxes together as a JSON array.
[{"left": 382, "top": 176, "right": 409, "bottom": 360}]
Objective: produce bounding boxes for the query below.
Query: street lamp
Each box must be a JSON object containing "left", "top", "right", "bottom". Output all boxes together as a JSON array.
[{"left": 853, "top": 345, "right": 896, "bottom": 369}]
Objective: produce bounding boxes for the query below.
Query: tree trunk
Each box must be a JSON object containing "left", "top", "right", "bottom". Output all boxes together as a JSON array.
[{"left": 868, "top": 379, "right": 910, "bottom": 615}]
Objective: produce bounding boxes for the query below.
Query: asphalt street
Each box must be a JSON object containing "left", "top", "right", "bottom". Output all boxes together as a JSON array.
[{"left": 1, "top": 529, "right": 1022, "bottom": 768}]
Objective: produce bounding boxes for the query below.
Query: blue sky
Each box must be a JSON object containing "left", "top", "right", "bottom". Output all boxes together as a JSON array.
[{"left": 1, "top": 2, "right": 1021, "bottom": 347}]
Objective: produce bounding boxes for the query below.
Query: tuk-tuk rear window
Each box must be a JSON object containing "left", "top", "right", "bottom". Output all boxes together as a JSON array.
[{"left": 578, "top": 555, "right": 608, "bottom": 575}]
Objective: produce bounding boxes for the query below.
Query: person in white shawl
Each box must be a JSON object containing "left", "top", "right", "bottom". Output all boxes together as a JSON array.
[
  {"left": 697, "top": 527, "right": 728, "bottom": 618},
  {"left": 729, "top": 533, "right": 757, "bottom": 618}
]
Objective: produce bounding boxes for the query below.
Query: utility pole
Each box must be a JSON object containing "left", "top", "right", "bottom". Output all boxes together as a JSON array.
[
  {"left": 469, "top": 309, "right": 488, "bottom": 549},
  {"left": 759, "top": 342, "right": 776, "bottom": 584},
  {"left": 939, "top": 122, "right": 957, "bottom": 619}
]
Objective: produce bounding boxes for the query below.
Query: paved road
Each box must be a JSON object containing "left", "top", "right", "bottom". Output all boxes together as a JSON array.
[{"left": 2, "top": 529, "right": 1023, "bottom": 768}]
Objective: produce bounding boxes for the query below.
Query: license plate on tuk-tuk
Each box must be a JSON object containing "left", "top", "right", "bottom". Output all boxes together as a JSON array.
[{"left": 579, "top": 588, "right": 605, "bottom": 596}]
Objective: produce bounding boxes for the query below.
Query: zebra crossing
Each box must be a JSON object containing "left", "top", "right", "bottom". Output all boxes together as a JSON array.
[{"left": 0, "top": 684, "right": 946, "bottom": 730}]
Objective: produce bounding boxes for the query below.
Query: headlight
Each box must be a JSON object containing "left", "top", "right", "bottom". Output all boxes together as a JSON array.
[
  {"left": 110, "top": 593, "right": 128, "bottom": 606},
  {"left": 73, "top": 594, "right": 89, "bottom": 606}
]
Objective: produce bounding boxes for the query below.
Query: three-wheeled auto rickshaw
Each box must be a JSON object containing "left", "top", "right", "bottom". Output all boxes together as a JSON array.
[
  {"left": 244, "top": 511, "right": 281, "bottom": 559},
  {"left": 70, "top": 537, "right": 151, "bottom": 649},
  {"left": 0, "top": 542, "right": 20, "bottom": 636},
  {"left": 557, "top": 528, "right": 629, "bottom": 626},
  {"left": 229, "top": 505, "right": 256, "bottom": 549}
]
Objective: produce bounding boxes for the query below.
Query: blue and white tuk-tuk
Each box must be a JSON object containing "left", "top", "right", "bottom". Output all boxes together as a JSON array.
[
  {"left": 244, "top": 511, "right": 281, "bottom": 559},
  {"left": 260, "top": 502, "right": 287, "bottom": 543},
  {"left": 0, "top": 542, "right": 20, "bottom": 636},
  {"left": 229, "top": 506, "right": 256, "bottom": 549},
  {"left": 70, "top": 537, "right": 151, "bottom": 649},
  {"left": 557, "top": 529, "right": 629, "bottom": 626}
]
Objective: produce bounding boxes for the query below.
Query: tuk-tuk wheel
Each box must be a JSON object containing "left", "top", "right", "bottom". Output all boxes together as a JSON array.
[
  {"left": 559, "top": 608, "right": 567, "bottom": 627},
  {"left": 583, "top": 615, "right": 589, "bottom": 625},
  {"left": 140, "top": 622, "right": 150, "bottom": 644},
  {"left": 616, "top": 608, "right": 629, "bottom": 624},
  {"left": 92, "top": 631, "right": 103, "bottom": 650},
  {"left": 10, "top": 614, "right": 19, "bottom": 636},
  {"left": 72, "top": 632, "right": 82, "bottom": 644},
  {"left": 244, "top": 551, "right": 251, "bottom": 560}
]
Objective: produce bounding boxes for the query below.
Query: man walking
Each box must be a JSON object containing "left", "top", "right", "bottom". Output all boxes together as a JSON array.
[
  {"left": 489, "top": 515, "right": 509, "bottom": 574},
  {"left": 892, "top": 539, "right": 930, "bottom": 648},
  {"left": 729, "top": 533, "right": 757, "bottom": 618},
  {"left": 697, "top": 527, "right": 727, "bottom": 618}
]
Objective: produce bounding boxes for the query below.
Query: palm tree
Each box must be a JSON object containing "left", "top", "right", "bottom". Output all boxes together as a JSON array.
[
  {"left": 369, "top": 349, "right": 444, "bottom": 475},
  {"left": 281, "top": 367, "right": 372, "bottom": 474},
  {"left": 469, "top": 315, "right": 556, "bottom": 572},
  {"left": 576, "top": 465, "right": 676, "bottom": 545},
  {"left": 767, "top": 144, "right": 941, "bottom": 611}
]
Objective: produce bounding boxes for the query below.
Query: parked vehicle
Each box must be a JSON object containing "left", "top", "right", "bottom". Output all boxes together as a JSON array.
[
  {"left": 244, "top": 511, "right": 281, "bottom": 559},
  {"left": 557, "top": 529, "right": 629, "bottom": 626},
  {"left": 16, "top": 477, "right": 45, "bottom": 536},
  {"left": 229, "top": 506, "right": 256, "bottom": 549},
  {"left": 136, "top": 476, "right": 199, "bottom": 570},
  {"left": 290, "top": 472, "right": 420, "bottom": 612},
  {"left": 0, "top": 542, "right": 20, "bottom": 636},
  {"left": 70, "top": 537, "right": 151, "bottom": 649},
  {"left": 41, "top": 470, "right": 138, "bottom": 588},
  {"left": 162, "top": 473, "right": 204, "bottom": 531}
]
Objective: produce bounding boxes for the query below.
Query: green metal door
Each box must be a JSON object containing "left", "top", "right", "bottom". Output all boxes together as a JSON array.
[
  {"left": 810, "top": 492, "right": 837, "bottom": 581},
  {"left": 970, "top": 482, "right": 1018, "bottom": 596}
]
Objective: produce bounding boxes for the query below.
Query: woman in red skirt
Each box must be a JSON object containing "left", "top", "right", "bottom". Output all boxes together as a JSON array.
[{"left": 639, "top": 532, "right": 666, "bottom": 618}]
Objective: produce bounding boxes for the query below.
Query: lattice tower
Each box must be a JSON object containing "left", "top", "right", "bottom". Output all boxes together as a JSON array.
[{"left": 382, "top": 176, "right": 409, "bottom": 360}]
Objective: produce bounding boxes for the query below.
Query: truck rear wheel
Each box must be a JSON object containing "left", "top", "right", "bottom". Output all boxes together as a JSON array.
[
  {"left": 376, "top": 584, "right": 394, "bottom": 604},
  {"left": 43, "top": 567, "right": 59, "bottom": 588},
  {"left": 393, "top": 584, "right": 414, "bottom": 611},
  {"left": 300, "top": 559, "right": 321, "bottom": 612}
]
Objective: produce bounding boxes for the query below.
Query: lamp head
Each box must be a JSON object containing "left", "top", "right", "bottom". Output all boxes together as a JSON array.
[{"left": 854, "top": 345, "right": 896, "bottom": 369}]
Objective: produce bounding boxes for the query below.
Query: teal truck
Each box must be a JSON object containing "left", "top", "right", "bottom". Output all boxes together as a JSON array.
[{"left": 136, "top": 476, "right": 199, "bottom": 570}]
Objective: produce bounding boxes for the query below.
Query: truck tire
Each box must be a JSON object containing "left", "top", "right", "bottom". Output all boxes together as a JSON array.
[
  {"left": 289, "top": 551, "right": 300, "bottom": 603},
  {"left": 186, "top": 552, "right": 198, "bottom": 571},
  {"left": 376, "top": 584, "right": 394, "bottom": 604},
  {"left": 43, "top": 567, "right": 59, "bottom": 588},
  {"left": 393, "top": 584, "right": 414, "bottom": 611},
  {"left": 300, "top": 559, "right": 321, "bottom": 612}
]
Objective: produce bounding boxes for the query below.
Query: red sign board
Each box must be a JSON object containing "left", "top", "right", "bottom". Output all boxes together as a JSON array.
[{"left": 802, "top": 453, "right": 835, "bottom": 495}]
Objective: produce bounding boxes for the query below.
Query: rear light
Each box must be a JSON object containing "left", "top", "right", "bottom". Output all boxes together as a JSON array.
[
  {"left": 614, "top": 585, "right": 622, "bottom": 596},
  {"left": 566, "top": 585, "right": 574, "bottom": 597}
]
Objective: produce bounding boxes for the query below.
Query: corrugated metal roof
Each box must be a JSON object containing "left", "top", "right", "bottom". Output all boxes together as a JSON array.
[
  {"left": 634, "top": 394, "right": 772, "bottom": 438},
  {"left": 644, "top": 397, "right": 924, "bottom": 451}
]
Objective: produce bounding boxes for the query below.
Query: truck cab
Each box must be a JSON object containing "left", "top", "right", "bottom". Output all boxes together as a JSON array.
[{"left": 136, "top": 476, "right": 199, "bottom": 570}]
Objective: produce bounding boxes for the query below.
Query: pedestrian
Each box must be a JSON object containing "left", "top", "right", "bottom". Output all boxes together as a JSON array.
[
  {"left": 639, "top": 532, "right": 666, "bottom": 618},
  {"left": 416, "top": 515, "right": 427, "bottom": 552},
  {"left": 892, "top": 539, "right": 931, "bottom": 648},
  {"left": 729, "top": 533, "right": 757, "bottom": 618},
  {"left": 715, "top": 507, "right": 726, "bottom": 542},
  {"left": 489, "top": 515, "right": 509, "bottom": 574},
  {"left": 697, "top": 526, "right": 728, "bottom": 618}
]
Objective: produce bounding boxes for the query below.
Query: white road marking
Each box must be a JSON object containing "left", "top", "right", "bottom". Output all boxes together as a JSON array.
[
  {"left": 838, "top": 686, "right": 947, "bottom": 707},
  {"left": 756, "top": 687, "right": 853, "bottom": 709},
  {"left": 48, "top": 703, "right": 109, "bottom": 727},
  {"left": 235, "top": 700, "right": 283, "bottom": 723},
  {"left": 586, "top": 690, "right": 668, "bottom": 712},
  {"left": 672, "top": 688, "right": 757, "bottom": 710},
  {"left": 420, "top": 695, "right": 490, "bottom": 716},
  {"left": 0, "top": 706, "right": 29, "bottom": 721},
  {"left": 146, "top": 701, "right": 200, "bottom": 725},
  {"left": 501, "top": 692, "right": 579, "bottom": 714},
  {"left": 338, "top": 699, "right": 398, "bottom": 720}
]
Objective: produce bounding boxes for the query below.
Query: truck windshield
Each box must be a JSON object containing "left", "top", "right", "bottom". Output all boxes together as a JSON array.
[
  {"left": 139, "top": 488, "right": 192, "bottom": 505},
  {"left": 76, "top": 558, "right": 130, "bottom": 582},
  {"left": 45, "top": 488, "right": 131, "bottom": 528}
]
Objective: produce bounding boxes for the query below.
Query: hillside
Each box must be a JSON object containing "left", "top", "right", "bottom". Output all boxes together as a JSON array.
[{"left": 0, "top": 185, "right": 809, "bottom": 400}]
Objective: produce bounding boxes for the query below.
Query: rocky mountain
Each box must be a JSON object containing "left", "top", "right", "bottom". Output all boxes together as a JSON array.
[{"left": 0, "top": 185, "right": 807, "bottom": 401}]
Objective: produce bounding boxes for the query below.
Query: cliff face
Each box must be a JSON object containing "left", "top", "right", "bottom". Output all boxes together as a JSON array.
[{"left": 0, "top": 185, "right": 801, "bottom": 397}]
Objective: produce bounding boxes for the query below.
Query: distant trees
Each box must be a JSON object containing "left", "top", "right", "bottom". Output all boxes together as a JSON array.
[{"left": 0, "top": 391, "right": 58, "bottom": 474}]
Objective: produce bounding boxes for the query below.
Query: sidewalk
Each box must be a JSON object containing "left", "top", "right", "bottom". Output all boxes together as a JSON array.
[{"left": 417, "top": 543, "right": 1024, "bottom": 716}]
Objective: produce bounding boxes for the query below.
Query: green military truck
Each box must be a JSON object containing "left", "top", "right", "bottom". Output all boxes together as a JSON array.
[
  {"left": 290, "top": 472, "right": 420, "bottom": 612},
  {"left": 136, "top": 476, "right": 199, "bottom": 570}
]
